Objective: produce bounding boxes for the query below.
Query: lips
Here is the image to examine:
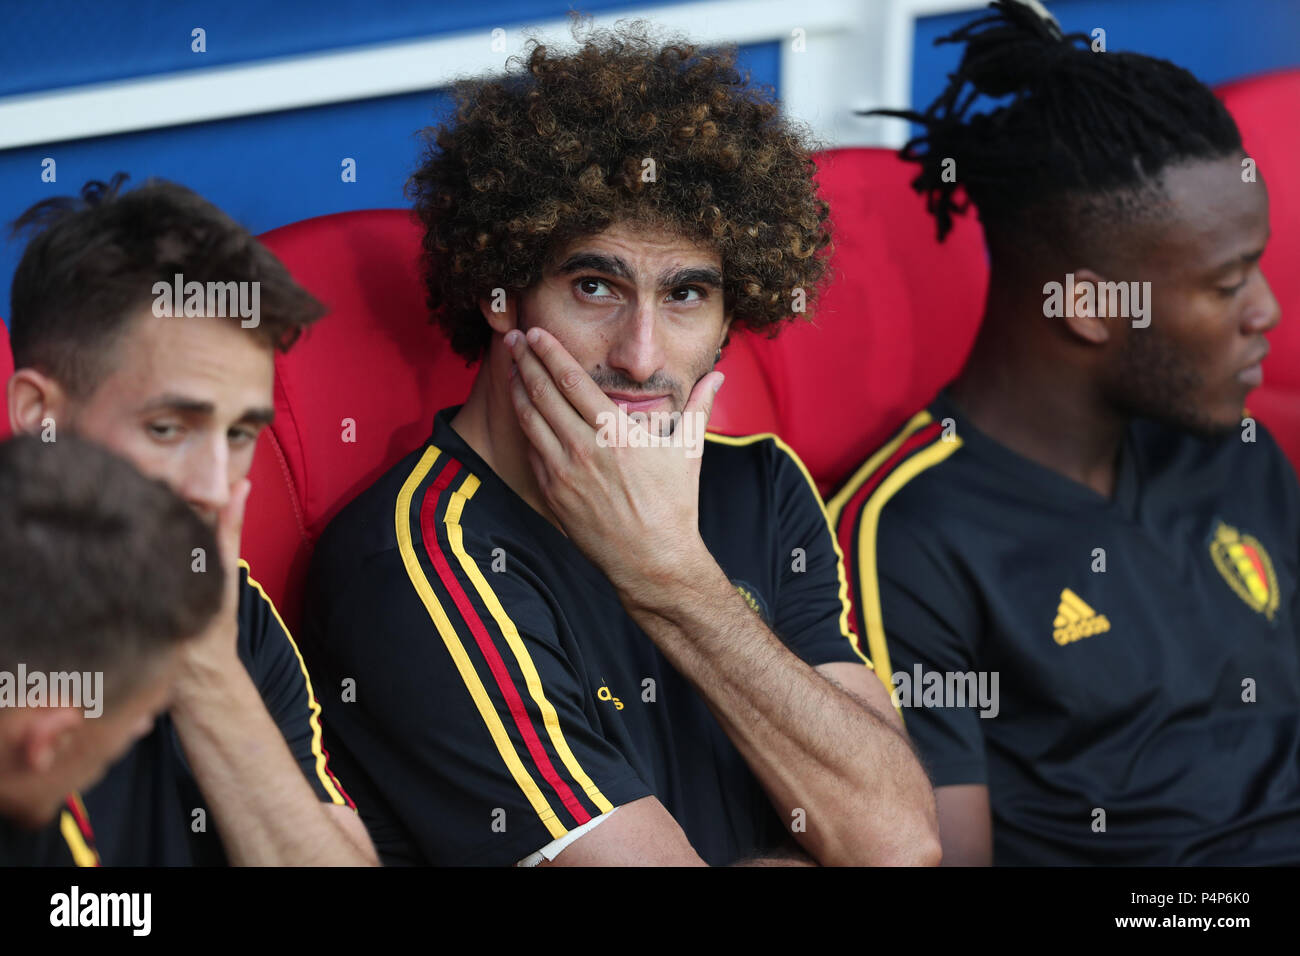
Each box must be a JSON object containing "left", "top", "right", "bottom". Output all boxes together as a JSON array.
[
  {"left": 1237, "top": 344, "right": 1270, "bottom": 388},
  {"left": 604, "top": 392, "right": 672, "bottom": 413}
]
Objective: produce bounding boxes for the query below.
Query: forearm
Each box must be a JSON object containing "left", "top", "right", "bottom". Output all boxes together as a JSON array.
[
  {"left": 619, "top": 548, "right": 937, "bottom": 866},
  {"left": 170, "top": 664, "right": 376, "bottom": 866}
]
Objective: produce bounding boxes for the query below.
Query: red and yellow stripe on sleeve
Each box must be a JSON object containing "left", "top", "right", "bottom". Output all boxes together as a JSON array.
[
  {"left": 59, "top": 792, "right": 100, "bottom": 867},
  {"left": 826, "top": 411, "right": 962, "bottom": 695},
  {"left": 395, "top": 446, "right": 614, "bottom": 840}
]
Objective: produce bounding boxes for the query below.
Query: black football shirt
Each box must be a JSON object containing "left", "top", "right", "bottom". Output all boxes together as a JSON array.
[
  {"left": 831, "top": 389, "right": 1300, "bottom": 864},
  {"left": 300, "top": 406, "right": 868, "bottom": 866},
  {"left": 0, "top": 564, "right": 354, "bottom": 866}
]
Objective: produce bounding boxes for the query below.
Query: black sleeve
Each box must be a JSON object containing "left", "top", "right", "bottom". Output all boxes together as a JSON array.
[
  {"left": 237, "top": 563, "right": 353, "bottom": 808},
  {"left": 849, "top": 499, "right": 988, "bottom": 787},
  {"left": 308, "top": 544, "right": 652, "bottom": 866},
  {"left": 767, "top": 438, "right": 874, "bottom": 670}
]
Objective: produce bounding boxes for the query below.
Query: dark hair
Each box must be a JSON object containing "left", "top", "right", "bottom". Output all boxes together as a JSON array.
[
  {"left": 0, "top": 434, "right": 224, "bottom": 702},
  {"left": 408, "top": 19, "right": 832, "bottom": 362},
  {"left": 866, "top": 0, "right": 1242, "bottom": 252},
  {"left": 9, "top": 174, "right": 326, "bottom": 399}
]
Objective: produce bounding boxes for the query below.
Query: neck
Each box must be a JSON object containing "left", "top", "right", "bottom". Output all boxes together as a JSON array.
[
  {"left": 450, "top": 344, "right": 563, "bottom": 529},
  {"left": 948, "top": 280, "right": 1128, "bottom": 498}
]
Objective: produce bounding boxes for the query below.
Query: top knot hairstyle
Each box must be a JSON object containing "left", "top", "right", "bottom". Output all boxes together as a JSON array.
[
  {"left": 867, "top": 0, "right": 1242, "bottom": 254},
  {"left": 408, "top": 19, "right": 833, "bottom": 362}
]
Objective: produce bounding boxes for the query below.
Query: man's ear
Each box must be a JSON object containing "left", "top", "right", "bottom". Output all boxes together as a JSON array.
[
  {"left": 1057, "top": 268, "right": 1112, "bottom": 346},
  {"left": 478, "top": 290, "right": 518, "bottom": 337},
  {"left": 20, "top": 708, "right": 84, "bottom": 773},
  {"left": 8, "top": 368, "right": 71, "bottom": 438}
]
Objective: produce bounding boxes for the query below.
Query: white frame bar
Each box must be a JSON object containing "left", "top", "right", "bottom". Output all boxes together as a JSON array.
[{"left": 0, "top": 0, "right": 988, "bottom": 151}]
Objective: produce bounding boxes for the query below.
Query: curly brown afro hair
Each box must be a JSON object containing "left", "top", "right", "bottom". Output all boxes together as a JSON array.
[{"left": 407, "top": 19, "right": 833, "bottom": 362}]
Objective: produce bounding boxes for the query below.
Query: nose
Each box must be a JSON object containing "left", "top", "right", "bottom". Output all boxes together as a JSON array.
[
  {"left": 177, "top": 434, "right": 231, "bottom": 519},
  {"left": 1244, "top": 270, "right": 1282, "bottom": 335},
  {"left": 606, "top": 301, "right": 667, "bottom": 385}
]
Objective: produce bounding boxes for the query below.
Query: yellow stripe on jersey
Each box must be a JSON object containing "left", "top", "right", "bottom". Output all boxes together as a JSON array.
[
  {"left": 826, "top": 410, "right": 934, "bottom": 523},
  {"left": 59, "top": 796, "right": 99, "bottom": 867},
  {"left": 445, "top": 472, "right": 614, "bottom": 815},
  {"left": 705, "top": 432, "right": 870, "bottom": 667},
  {"left": 395, "top": 447, "right": 566, "bottom": 840},
  {"left": 851, "top": 437, "right": 963, "bottom": 698},
  {"left": 241, "top": 560, "right": 347, "bottom": 806}
]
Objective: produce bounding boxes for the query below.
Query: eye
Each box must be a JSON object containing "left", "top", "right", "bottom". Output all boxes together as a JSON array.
[
  {"left": 229, "top": 425, "right": 260, "bottom": 447},
  {"left": 1217, "top": 278, "right": 1247, "bottom": 297},
  {"left": 146, "top": 422, "right": 184, "bottom": 442},
  {"left": 576, "top": 277, "right": 615, "bottom": 299},
  {"left": 667, "top": 286, "right": 705, "bottom": 303}
]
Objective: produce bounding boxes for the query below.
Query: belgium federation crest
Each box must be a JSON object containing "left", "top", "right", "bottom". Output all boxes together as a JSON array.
[{"left": 1208, "top": 520, "right": 1279, "bottom": 621}]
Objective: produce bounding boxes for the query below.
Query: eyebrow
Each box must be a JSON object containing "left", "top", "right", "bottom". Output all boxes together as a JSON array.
[
  {"left": 555, "top": 253, "right": 723, "bottom": 291},
  {"left": 1208, "top": 230, "right": 1271, "bottom": 274},
  {"left": 137, "top": 394, "right": 275, "bottom": 425}
]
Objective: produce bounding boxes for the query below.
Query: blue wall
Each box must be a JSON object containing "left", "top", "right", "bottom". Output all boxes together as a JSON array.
[
  {"left": 0, "top": 0, "right": 1295, "bottom": 324},
  {"left": 0, "top": 0, "right": 778, "bottom": 322}
]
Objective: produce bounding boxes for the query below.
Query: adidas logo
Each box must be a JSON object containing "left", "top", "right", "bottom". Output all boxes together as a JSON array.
[{"left": 1053, "top": 588, "right": 1111, "bottom": 645}]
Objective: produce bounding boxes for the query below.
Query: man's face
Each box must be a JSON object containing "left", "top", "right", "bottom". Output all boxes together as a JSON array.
[
  {"left": 61, "top": 311, "right": 275, "bottom": 524},
  {"left": 514, "top": 221, "right": 730, "bottom": 434},
  {"left": 10, "top": 655, "right": 176, "bottom": 829},
  {"left": 1107, "top": 154, "right": 1280, "bottom": 438}
]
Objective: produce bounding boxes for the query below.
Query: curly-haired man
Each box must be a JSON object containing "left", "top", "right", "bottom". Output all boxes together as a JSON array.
[{"left": 303, "top": 22, "right": 939, "bottom": 866}]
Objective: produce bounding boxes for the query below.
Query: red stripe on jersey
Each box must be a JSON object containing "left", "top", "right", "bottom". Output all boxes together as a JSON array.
[
  {"left": 66, "top": 794, "right": 95, "bottom": 841},
  {"left": 418, "top": 458, "right": 593, "bottom": 828}
]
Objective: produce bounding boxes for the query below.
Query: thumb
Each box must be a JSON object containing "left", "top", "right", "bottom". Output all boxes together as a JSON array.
[
  {"left": 684, "top": 370, "right": 725, "bottom": 427},
  {"left": 681, "top": 372, "right": 724, "bottom": 459},
  {"left": 217, "top": 479, "right": 251, "bottom": 575}
]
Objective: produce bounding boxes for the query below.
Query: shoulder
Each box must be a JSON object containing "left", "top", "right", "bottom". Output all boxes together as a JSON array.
[
  {"left": 828, "top": 409, "right": 965, "bottom": 534},
  {"left": 313, "top": 442, "right": 440, "bottom": 570},
  {"left": 705, "top": 430, "right": 839, "bottom": 505}
]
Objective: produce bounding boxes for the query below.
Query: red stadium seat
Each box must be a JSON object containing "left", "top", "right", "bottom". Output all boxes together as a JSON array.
[
  {"left": 738, "top": 148, "right": 988, "bottom": 493},
  {"left": 1215, "top": 69, "right": 1300, "bottom": 468}
]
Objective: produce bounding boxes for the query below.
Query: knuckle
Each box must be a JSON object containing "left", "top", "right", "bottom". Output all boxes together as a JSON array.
[{"left": 558, "top": 368, "right": 585, "bottom": 392}]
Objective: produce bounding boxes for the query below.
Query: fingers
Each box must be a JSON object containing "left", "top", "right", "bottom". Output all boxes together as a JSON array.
[
  {"left": 510, "top": 327, "right": 615, "bottom": 430},
  {"left": 509, "top": 343, "right": 566, "bottom": 463},
  {"left": 507, "top": 327, "right": 602, "bottom": 456}
]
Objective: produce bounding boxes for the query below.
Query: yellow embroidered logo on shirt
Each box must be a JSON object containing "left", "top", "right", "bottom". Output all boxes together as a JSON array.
[
  {"left": 1209, "top": 520, "right": 1279, "bottom": 621},
  {"left": 1053, "top": 588, "right": 1111, "bottom": 645}
]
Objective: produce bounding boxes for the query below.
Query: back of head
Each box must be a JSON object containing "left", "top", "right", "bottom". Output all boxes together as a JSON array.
[
  {"left": 8, "top": 175, "right": 326, "bottom": 400},
  {"left": 0, "top": 434, "right": 224, "bottom": 704},
  {"left": 872, "top": 0, "right": 1242, "bottom": 267},
  {"left": 409, "top": 18, "right": 832, "bottom": 361}
]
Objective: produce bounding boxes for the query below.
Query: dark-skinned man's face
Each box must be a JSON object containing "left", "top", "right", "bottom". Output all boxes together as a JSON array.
[{"left": 1106, "top": 153, "right": 1280, "bottom": 438}]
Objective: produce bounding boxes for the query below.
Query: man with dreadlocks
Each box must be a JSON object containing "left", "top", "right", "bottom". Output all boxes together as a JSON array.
[
  {"left": 830, "top": 0, "right": 1296, "bottom": 864},
  {"left": 301, "top": 21, "right": 939, "bottom": 866}
]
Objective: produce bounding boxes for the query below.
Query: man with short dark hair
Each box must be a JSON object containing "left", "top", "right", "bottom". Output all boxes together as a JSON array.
[
  {"left": 6, "top": 175, "right": 378, "bottom": 865},
  {"left": 832, "top": 1, "right": 1297, "bottom": 864},
  {"left": 304, "top": 23, "right": 939, "bottom": 866},
  {"left": 0, "top": 435, "right": 223, "bottom": 863}
]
